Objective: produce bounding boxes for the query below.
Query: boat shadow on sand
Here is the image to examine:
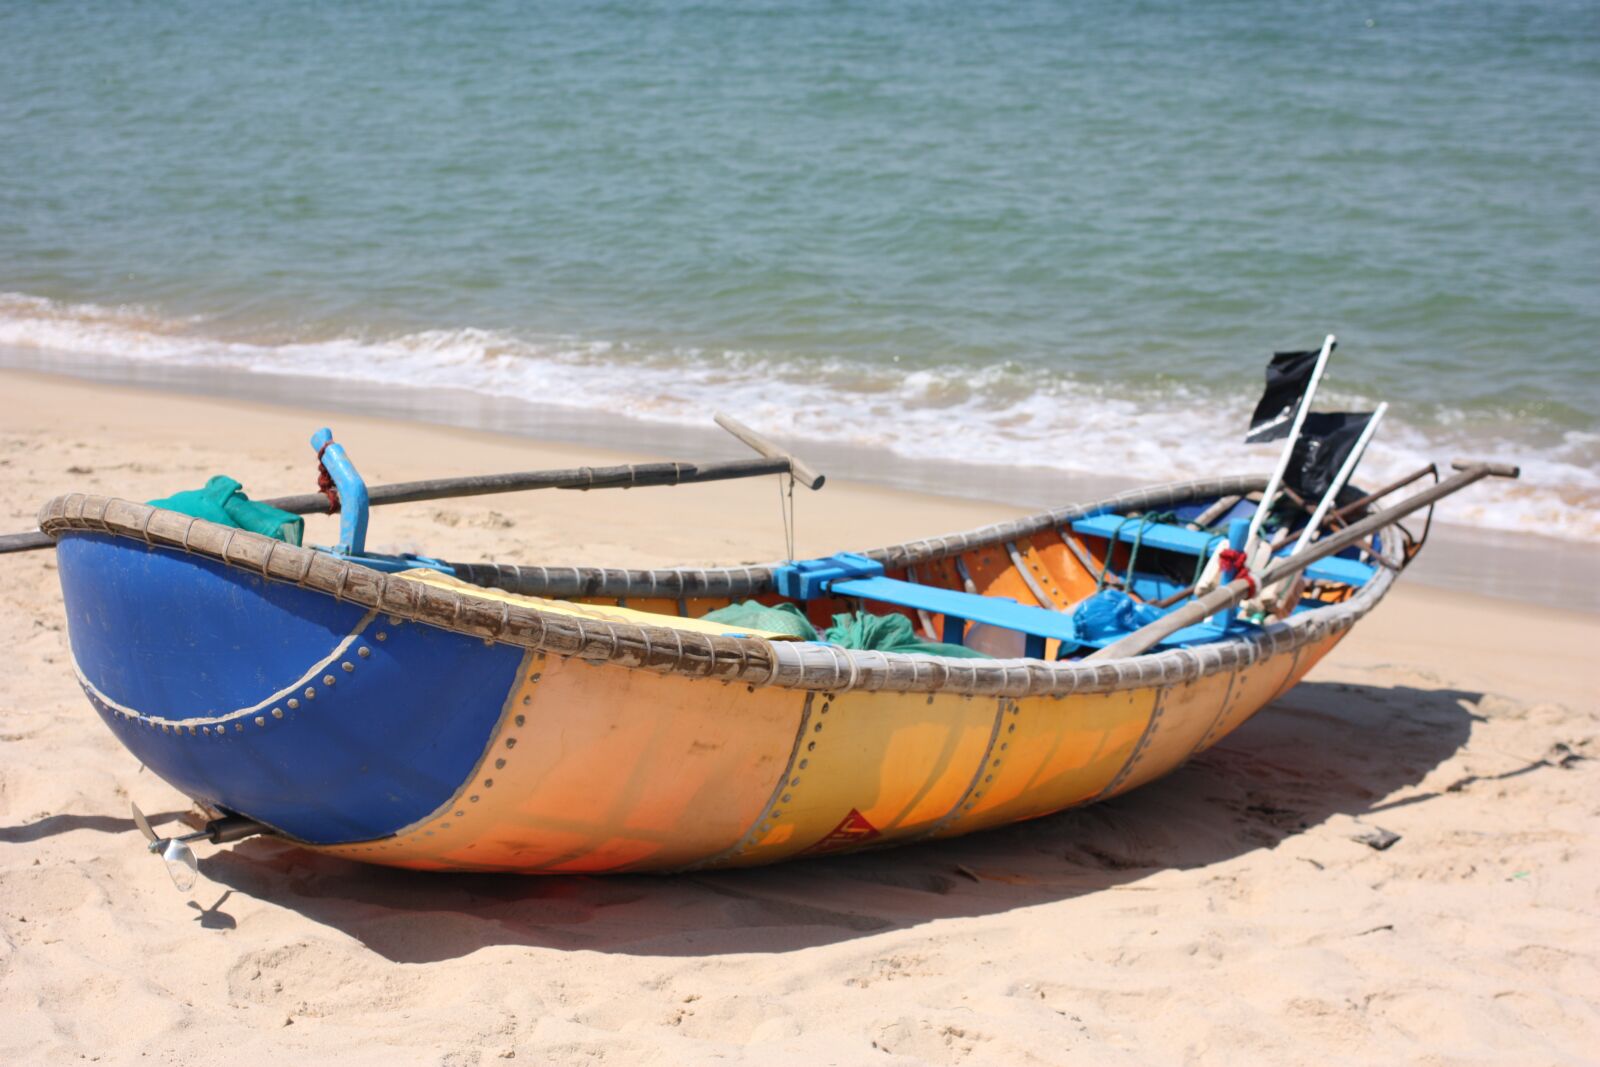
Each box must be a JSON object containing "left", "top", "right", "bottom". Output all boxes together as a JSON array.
[{"left": 197, "top": 679, "right": 1485, "bottom": 962}]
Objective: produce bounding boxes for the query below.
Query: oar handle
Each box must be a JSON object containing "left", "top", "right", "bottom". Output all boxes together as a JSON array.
[
  {"left": 713, "top": 412, "right": 826, "bottom": 490},
  {"left": 1085, "top": 460, "right": 1519, "bottom": 662},
  {"left": 1453, "top": 459, "right": 1519, "bottom": 478}
]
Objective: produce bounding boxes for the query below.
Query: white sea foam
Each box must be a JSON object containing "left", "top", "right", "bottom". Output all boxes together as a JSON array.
[{"left": 3, "top": 292, "right": 1596, "bottom": 542}]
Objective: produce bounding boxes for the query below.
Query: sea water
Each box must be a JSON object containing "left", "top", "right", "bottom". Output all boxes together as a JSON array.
[{"left": 1, "top": 0, "right": 1596, "bottom": 541}]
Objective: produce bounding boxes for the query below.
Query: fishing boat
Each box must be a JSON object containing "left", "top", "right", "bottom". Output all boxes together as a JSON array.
[
  {"left": 18, "top": 339, "right": 1518, "bottom": 883},
  {"left": 36, "top": 456, "right": 1508, "bottom": 879}
]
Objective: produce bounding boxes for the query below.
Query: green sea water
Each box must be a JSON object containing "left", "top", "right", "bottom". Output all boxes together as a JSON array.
[{"left": 1, "top": 0, "right": 1596, "bottom": 537}]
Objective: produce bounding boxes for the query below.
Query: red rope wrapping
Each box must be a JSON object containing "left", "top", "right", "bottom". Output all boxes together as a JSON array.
[
  {"left": 1217, "top": 547, "right": 1257, "bottom": 597},
  {"left": 315, "top": 442, "right": 341, "bottom": 514}
]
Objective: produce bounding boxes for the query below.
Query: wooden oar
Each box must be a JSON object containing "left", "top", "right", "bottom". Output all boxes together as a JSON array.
[
  {"left": 0, "top": 417, "right": 823, "bottom": 556},
  {"left": 1146, "top": 463, "right": 1439, "bottom": 609},
  {"left": 1087, "top": 460, "right": 1518, "bottom": 661}
]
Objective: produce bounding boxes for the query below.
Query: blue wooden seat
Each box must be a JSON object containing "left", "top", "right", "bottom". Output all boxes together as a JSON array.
[
  {"left": 771, "top": 554, "right": 1246, "bottom": 658},
  {"left": 1070, "top": 513, "right": 1375, "bottom": 587},
  {"left": 1071, "top": 514, "right": 1225, "bottom": 557},
  {"left": 767, "top": 501, "right": 1377, "bottom": 662}
]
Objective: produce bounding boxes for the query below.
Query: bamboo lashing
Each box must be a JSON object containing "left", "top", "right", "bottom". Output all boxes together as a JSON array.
[
  {"left": 1087, "top": 460, "right": 1519, "bottom": 661},
  {"left": 39, "top": 471, "right": 1364, "bottom": 697}
]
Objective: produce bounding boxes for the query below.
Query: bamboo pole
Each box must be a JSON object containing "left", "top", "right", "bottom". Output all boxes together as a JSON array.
[
  {"left": 0, "top": 455, "right": 818, "bottom": 557},
  {"left": 1246, "top": 334, "right": 1335, "bottom": 548},
  {"left": 1086, "top": 460, "right": 1519, "bottom": 661},
  {"left": 0, "top": 531, "right": 52, "bottom": 554},
  {"left": 280, "top": 455, "right": 807, "bottom": 511},
  {"left": 1146, "top": 461, "right": 1435, "bottom": 609},
  {"left": 1318, "top": 462, "right": 1436, "bottom": 525},
  {"left": 712, "top": 412, "right": 826, "bottom": 490},
  {"left": 1187, "top": 494, "right": 1242, "bottom": 531},
  {"left": 1058, "top": 530, "right": 1126, "bottom": 589},
  {"left": 1289, "top": 402, "right": 1387, "bottom": 557}
]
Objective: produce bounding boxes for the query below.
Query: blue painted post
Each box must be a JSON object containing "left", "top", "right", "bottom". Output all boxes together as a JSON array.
[
  {"left": 310, "top": 428, "right": 370, "bottom": 557},
  {"left": 1211, "top": 518, "right": 1250, "bottom": 630}
]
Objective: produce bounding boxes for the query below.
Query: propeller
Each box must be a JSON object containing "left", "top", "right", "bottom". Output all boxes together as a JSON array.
[
  {"left": 131, "top": 802, "right": 200, "bottom": 893},
  {"left": 130, "top": 803, "right": 266, "bottom": 895}
]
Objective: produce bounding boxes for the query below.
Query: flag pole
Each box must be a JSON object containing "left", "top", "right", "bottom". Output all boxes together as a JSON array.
[
  {"left": 1288, "top": 401, "right": 1387, "bottom": 557},
  {"left": 1245, "top": 332, "right": 1334, "bottom": 548}
]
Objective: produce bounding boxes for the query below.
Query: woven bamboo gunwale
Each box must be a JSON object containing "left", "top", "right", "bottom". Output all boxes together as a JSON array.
[
  {"left": 443, "top": 474, "right": 1271, "bottom": 599},
  {"left": 38, "top": 479, "right": 1403, "bottom": 698}
]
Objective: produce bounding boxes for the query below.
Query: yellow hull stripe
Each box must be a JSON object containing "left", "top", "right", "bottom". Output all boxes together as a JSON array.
[{"left": 314, "top": 632, "right": 1349, "bottom": 873}]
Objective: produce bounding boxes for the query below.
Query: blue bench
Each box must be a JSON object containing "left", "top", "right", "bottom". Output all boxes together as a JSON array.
[
  {"left": 1070, "top": 513, "right": 1376, "bottom": 588},
  {"left": 771, "top": 554, "right": 1244, "bottom": 659}
]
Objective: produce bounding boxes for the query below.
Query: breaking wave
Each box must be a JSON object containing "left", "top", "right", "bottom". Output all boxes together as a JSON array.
[{"left": 3, "top": 291, "right": 1595, "bottom": 542}]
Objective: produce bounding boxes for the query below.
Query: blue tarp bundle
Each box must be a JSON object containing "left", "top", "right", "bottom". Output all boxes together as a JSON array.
[{"left": 1070, "top": 589, "right": 1164, "bottom": 642}]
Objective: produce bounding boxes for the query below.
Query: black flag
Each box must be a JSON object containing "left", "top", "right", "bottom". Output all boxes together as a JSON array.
[
  {"left": 1285, "top": 411, "right": 1373, "bottom": 503},
  {"left": 1246, "top": 344, "right": 1333, "bottom": 443}
]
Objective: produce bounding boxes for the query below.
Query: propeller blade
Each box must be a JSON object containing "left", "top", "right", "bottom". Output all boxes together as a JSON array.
[
  {"left": 161, "top": 838, "right": 199, "bottom": 894},
  {"left": 131, "top": 802, "right": 158, "bottom": 844}
]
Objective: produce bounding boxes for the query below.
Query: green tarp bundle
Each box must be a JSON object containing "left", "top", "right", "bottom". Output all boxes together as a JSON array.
[
  {"left": 148, "top": 476, "right": 304, "bottom": 545},
  {"left": 704, "top": 600, "right": 818, "bottom": 639},
  {"left": 701, "top": 600, "right": 990, "bottom": 658}
]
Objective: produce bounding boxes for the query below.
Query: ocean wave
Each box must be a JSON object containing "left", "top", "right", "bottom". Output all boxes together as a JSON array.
[{"left": 3, "top": 291, "right": 1596, "bottom": 542}]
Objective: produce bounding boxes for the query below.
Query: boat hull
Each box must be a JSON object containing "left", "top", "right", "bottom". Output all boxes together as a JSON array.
[
  {"left": 57, "top": 532, "right": 526, "bottom": 845},
  {"left": 41, "top": 480, "right": 1391, "bottom": 873},
  {"left": 314, "top": 635, "right": 1339, "bottom": 872}
]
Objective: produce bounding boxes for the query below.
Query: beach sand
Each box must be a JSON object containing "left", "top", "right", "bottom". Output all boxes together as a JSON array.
[{"left": 2, "top": 368, "right": 1596, "bottom": 1065}]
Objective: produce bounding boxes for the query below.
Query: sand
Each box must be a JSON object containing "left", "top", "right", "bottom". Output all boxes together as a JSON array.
[{"left": 1, "top": 368, "right": 1596, "bottom": 1066}]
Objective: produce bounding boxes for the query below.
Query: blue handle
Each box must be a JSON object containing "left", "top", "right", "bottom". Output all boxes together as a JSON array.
[{"left": 310, "top": 428, "right": 369, "bottom": 556}]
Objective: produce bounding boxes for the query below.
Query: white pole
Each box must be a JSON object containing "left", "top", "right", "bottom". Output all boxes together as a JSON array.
[
  {"left": 1289, "top": 401, "right": 1387, "bottom": 556},
  {"left": 1245, "top": 332, "right": 1335, "bottom": 547}
]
